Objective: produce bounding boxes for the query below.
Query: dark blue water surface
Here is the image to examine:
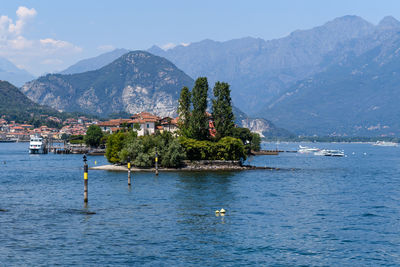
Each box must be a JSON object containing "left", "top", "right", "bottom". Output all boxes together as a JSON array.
[{"left": 1, "top": 142, "right": 399, "bottom": 266}]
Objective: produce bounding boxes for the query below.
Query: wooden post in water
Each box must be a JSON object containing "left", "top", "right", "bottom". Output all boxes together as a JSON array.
[
  {"left": 127, "top": 156, "right": 131, "bottom": 186},
  {"left": 155, "top": 148, "right": 159, "bottom": 176},
  {"left": 83, "top": 154, "right": 88, "bottom": 203}
]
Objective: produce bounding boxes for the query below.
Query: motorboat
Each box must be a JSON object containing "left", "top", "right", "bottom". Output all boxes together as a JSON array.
[
  {"left": 373, "top": 141, "right": 398, "bottom": 147},
  {"left": 298, "top": 145, "right": 320, "bottom": 153},
  {"left": 314, "top": 149, "right": 344, "bottom": 157}
]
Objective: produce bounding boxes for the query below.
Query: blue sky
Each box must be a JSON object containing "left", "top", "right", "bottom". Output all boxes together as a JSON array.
[{"left": 1, "top": 0, "right": 399, "bottom": 75}]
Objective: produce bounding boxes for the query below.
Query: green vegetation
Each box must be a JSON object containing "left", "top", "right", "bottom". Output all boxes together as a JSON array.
[
  {"left": 69, "top": 135, "right": 85, "bottom": 144},
  {"left": 177, "top": 86, "right": 191, "bottom": 137},
  {"left": 0, "top": 80, "right": 61, "bottom": 124},
  {"left": 84, "top": 125, "right": 104, "bottom": 148},
  {"left": 0, "top": 80, "right": 99, "bottom": 128},
  {"left": 106, "top": 131, "right": 186, "bottom": 167},
  {"left": 105, "top": 132, "right": 126, "bottom": 163},
  {"left": 107, "top": 111, "right": 132, "bottom": 119},
  {"left": 120, "top": 131, "right": 186, "bottom": 168},
  {"left": 212, "top": 82, "right": 235, "bottom": 139},
  {"left": 188, "top": 77, "right": 209, "bottom": 140},
  {"left": 105, "top": 77, "right": 260, "bottom": 167},
  {"left": 179, "top": 136, "right": 246, "bottom": 161},
  {"left": 231, "top": 127, "right": 261, "bottom": 152}
]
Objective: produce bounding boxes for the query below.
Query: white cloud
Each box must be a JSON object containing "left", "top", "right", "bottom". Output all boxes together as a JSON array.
[
  {"left": 160, "top": 42, "right": 191, "bottom": 50},
  {"left": 40, "top": 38, "right": 82, "bottom": 52},
  {"left": 97, "top": 44, "right": 115, "bottom": 51},
  {"left": 160, "top": 42, "right": 176, "bottom": 50},
  {"left": 9, "top": 6, "right": 37, "bottom": 35},
  {"left": 8, "top": 36, "right": 32, "bottom": 50},
  {"left": 0, "top": 6, "right": 82, "bottom": 75}
]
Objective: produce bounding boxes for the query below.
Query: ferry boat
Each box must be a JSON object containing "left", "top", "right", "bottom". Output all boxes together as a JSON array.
[{"left": 29, "top": 135, "right": 47, "bottom": 154}]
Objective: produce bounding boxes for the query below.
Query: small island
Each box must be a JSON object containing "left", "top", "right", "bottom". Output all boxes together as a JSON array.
[{"left": 91, "top": 77, "right": 262, "bottom": 172}]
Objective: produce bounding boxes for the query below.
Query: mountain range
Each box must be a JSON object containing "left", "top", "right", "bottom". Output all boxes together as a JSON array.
[
  {"left": 149, "top": 15, "right": 380, "bottom": 114},
  {"left": 16, "top": 15, "right": 400, "bottom": 137},
  {"left": 262, "top": 27, "right": 400, "bottom": 136},
  {"left": 148, "top": 15, "right": 400, "bottom": 136},
  {"left": 21, "top": 51, "right": 285, "bottom": 137}
]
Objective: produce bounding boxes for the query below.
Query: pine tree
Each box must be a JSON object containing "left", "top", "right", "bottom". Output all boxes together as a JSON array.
[
  {"left": 177, "top": 86, "right": 191, "bottom": 136},
  {"left": 212, "top": 81, "right": 235, "bottom": 139},
  {"left": 189, "top": 77, "right": 209, "bottom": 140}
]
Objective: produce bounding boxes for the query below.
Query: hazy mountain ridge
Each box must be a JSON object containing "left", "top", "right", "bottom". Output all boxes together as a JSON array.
[
  {"left": 60, "top": 48, "right": 130, "bottom": 74},
  {"left": 23, "top": 14, "right": 400, "bottom": 137},
  {"left": 148, "top": 15, "right": 379, "bottom": 113},
  {"left": 0, "top": 57, "right": 35, "bottom": 87},
  {"left": 261, "top": 30, "right": 400, "bottom": 136}
]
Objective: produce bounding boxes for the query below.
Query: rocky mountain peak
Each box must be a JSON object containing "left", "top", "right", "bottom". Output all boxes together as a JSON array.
[
  {"left": 320, "top": 15, "right": 374, "bottom": 36},
  {"left": 22, "top": 51, "right": 194, "bottom": 117},
  {"left": 377, "top": 16, "right": 400, "bottom": 30}
]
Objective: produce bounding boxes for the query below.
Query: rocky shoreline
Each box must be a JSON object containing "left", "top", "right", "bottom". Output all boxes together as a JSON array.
[{"left": 90, "top": 163, "right": 276, "bottom": 172}]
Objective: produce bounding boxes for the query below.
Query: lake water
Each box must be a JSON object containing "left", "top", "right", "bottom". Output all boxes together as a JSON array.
[{"left": 0, "top": 142, "right": 399, "bottom": 266}]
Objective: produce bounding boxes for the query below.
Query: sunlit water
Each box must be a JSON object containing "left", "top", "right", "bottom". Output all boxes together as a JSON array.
[{"left": 0, "top": 142, "right": 399, "bottom": 266}]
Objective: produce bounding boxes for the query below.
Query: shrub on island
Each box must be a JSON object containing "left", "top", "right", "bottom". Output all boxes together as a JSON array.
[
  {"left": 179, "top": 136, "right": 246, "bottom": 161},
  {"left": 117, "top": 131, "right": 186, "bottom": 168}
]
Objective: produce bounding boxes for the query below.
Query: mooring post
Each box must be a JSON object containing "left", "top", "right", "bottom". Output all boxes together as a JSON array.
[
  {"left": 155, "top": 148, "right": 159, "bottom": 176},
  {"left": 83, "top": 154, "right": 88, "bottom": 203},
  {"left": 127, "top": 156, "right": 131, "bottom": 186}
]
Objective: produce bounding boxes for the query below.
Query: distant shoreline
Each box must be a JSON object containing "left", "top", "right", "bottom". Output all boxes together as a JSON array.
[{"left": 262, "top": 137, "right": 399, "bottom": 143}]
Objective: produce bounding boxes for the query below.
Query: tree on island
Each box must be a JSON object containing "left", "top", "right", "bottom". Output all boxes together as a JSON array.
[
  {"left": 188, "top": 77, "right": 209, "bottom": 140},
  {"left": 177, "top": 86, "right": 191, "bottom": 136},
  {"left": 84, "top": 124, "right": 103, "bottom": 148},
  {"left": 212, "top": 81, "right": 235, "bottom": 139}
]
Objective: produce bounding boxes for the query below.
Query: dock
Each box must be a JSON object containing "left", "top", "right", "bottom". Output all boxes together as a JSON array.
[{"left": 46, "top": 139, "right": 105, "bottom": 154}]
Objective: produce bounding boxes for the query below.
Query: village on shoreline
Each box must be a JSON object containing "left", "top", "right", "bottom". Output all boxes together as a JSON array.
[{"left": 0, "top": 111, "right": 181, "bottom": 143}]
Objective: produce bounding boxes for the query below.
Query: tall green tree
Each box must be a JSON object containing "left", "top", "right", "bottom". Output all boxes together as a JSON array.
[
  {"left": 212, "top": 81, "right": 235, "bottom": 139},
  {"left": 105, "top": 132, "right": 126, "bottom": 163},
  {"left": 189, "top": 77, "right": 209, "bottom": 140},
  {"left": 177, "top": 86, "right": 191, "bottom": 136},
  {"left": 84, "top": 125, "right": 103, "bottom": 148}
]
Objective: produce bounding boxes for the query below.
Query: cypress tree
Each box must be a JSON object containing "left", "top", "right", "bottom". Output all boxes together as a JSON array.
[
  {"left": 189, "top": 77, "right": 209, "bottom": 140},
  {"left": 212, "top": 81, "right": 235, "bottom": 138},
  {"left": 177, "top": 86, "right": 191, "bottom": 136}
]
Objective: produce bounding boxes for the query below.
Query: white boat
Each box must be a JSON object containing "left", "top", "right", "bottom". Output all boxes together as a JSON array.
[
  {"left": 314, "top": 149, "right": 344, "bottom": 157},
  {"left": 373, "top": 141, "right": 398, "bottom": 147},
  {"left": 29, "top": 135, "right": 47, "bottom": 154},
  {"left": 298, "top": 145, "right": 320, "bottom": 153}
]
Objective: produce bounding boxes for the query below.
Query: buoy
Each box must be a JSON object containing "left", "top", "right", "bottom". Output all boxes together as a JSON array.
[
  {"left": 215, "top": 210, "right": 220, "bottom": 214},
  {"left": 220, "top": 208, "right": 226, "bottom": 214}
]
